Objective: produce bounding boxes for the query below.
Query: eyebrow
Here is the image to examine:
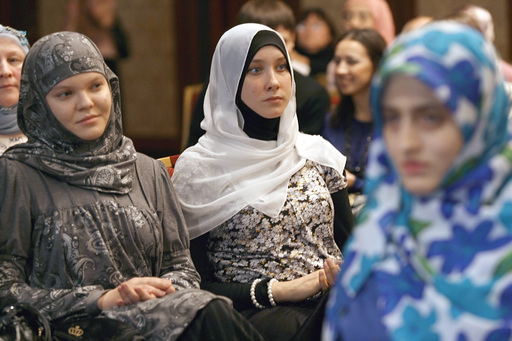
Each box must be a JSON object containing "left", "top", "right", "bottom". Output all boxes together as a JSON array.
[
  {"left": 250, "top": 56, "right": 287, "bottom": 64},
  {"left": 382, "top": 102, "right": 441, "bottom": 110}
]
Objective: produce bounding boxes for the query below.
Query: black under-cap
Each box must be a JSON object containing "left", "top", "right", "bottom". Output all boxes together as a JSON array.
[{"left": 235, "top": 30, "right": 290, "bottom": 141}]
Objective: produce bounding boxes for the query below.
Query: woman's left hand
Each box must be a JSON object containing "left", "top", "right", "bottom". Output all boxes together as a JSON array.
[{"left": 319, "top": 258, "right": 342, "bottom": 290}]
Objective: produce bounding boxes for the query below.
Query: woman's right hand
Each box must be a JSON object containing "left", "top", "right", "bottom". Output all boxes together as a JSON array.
[
  {"left": 98, "top": 277, "right": 175, "bottom": 310},
  {"left": 271, "top": 270, "right": 325, "bottom": 303}
]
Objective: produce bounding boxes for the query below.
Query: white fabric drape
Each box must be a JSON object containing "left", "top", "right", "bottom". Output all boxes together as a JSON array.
[{"left": 172, "top": 24, "right": 346, "bottom": 238}]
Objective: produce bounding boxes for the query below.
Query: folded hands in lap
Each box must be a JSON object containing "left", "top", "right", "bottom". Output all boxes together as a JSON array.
[{"left": 98, "top": 277, "right": 176, "bottom": 310}]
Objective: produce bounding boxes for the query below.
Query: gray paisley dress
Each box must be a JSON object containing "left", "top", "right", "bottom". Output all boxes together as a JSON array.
[{"left": 0, "top": 155, "right": 224, "bottom": 340}]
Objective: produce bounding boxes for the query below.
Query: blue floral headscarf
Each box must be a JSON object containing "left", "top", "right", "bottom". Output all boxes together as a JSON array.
[{"left": 324, "top": 22, "right": 512, "bottom": 340}]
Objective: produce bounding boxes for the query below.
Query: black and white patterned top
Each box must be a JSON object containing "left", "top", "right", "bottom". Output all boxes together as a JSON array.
[{"left": 207, "top": 160, "right": 344, "bottom": 283}]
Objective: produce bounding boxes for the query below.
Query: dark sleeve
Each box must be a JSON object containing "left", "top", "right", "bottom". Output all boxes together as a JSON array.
[
  {"left": 190, "top": 233, "right": 270, "bottom": 311},
  {"left": 331, "top": 187, "right": 355, "bottom": 250},
  {"left": 294, "top": 72, "right": 331, "bottom": 135},
  {"left": 186, "top": 80, "right": 208, "bottom": 148}
]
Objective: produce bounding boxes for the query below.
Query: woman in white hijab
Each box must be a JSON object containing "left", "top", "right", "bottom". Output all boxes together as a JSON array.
[{"left": 173, "top": 23, "right": 353, "bottom": 340}]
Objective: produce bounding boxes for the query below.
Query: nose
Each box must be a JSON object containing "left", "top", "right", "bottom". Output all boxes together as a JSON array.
[
  {"left": 76, "top": 91, "right": 94, "bottom": 110},
  {"left": 398, "top": 121, "right": 421, "bottom": 154},
  {"left": 267, "top": 70, "right": 280, "bottom": 91},
  {"left": 335, "top": 61, "right": 348, "bottom": 76},
  {"left": 0, "top": 60, "right": 13, "bottom": 78}
]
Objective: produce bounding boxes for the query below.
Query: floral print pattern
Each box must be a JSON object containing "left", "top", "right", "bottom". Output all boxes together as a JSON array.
[
  {"left": 324, "top": 22, "right": 512, "bottom": 340},
  {"left": 207, "top": 161, "right": 344, "bottom": 283}
]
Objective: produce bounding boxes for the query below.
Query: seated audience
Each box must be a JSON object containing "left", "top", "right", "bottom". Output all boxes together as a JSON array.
[
  {"left": 0, "top": 31, "right": 264, "bottom": 341},
  {"left": 173, "top": 24, "right": 354, "bottom": 340},
  {"left": 323, "top": 21, "right": 512, "bottom": 340},
  {"left": 0, "top": 24, "right": 29, "bottom": 154},
  {"left": 321, "top": 28, "right": 386, "bottom": 217}
]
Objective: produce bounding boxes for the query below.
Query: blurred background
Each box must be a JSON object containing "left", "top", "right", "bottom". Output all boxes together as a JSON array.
[{"left": 1, "top": 0, "right": 510, "bottom": 158}]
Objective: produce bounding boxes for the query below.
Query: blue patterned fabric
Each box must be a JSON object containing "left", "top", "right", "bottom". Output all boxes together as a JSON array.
[{"left": 323, "top": 22, "right": 512, "bottom": 341}]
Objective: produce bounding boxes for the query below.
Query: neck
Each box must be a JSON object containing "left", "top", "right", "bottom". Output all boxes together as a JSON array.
[{"left": 352, "top": 89, "right": 372, "bottom": 122}]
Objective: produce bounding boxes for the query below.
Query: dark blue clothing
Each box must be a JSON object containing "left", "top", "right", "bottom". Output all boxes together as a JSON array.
[
  {"left": 331, "top": 275, "right": 389, "bottom": 341},
  {"left": 321, "top": 113, "right": 373, "bottom": 193}
]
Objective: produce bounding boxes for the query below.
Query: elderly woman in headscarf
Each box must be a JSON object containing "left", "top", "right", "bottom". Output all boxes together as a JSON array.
[
  {"left": 0, "top": 31, "right": 265, "bottom": 341},
  {"left": 323, "top": 21, "right": 512, "bottom": 341},
  {"left": 173, "top": 23, "right": 354, "bottom": 340},
  {"left": 0, "top": 24, "right": 29, "bottom": 154}
]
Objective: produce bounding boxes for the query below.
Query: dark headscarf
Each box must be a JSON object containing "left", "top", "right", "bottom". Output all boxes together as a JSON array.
[
  {"left": 235, "top": 30, "right": 289, "bottom": 141},
  {"left": 4, "top": 31, "right": 136, "bottom": 194}
]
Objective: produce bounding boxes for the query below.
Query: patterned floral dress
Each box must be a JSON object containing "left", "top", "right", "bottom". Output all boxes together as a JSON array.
[{"left": 207, "top": 160, "right": 344, "bottom": 284}]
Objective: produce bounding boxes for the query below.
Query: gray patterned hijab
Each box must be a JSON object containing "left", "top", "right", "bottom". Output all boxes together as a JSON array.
[{"left": 3, "top": 31, "right": 136, "bottom": 194}]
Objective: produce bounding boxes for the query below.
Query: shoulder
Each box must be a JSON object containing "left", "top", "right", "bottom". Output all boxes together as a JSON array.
[
  {"left": 295, "top": 72, "right": 329, "bottom": 98},
  {"left": 312, "top": 161, "right": 346, "bottom": 193}
]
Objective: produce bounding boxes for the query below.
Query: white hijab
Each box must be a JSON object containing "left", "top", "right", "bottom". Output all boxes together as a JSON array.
[{"left": 172, "top": 23, "right": 346, "bottom": 238}]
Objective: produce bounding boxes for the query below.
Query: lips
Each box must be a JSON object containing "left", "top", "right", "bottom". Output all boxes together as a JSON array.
[
  {"left": 401, "top": 161, "right": 427, "bottom": 175},
  {"left": 265, "top": 96, "right": 282, "bottom": 101},
  {"left": 77, "top": 115, "right": 99, "bottom": 124}
]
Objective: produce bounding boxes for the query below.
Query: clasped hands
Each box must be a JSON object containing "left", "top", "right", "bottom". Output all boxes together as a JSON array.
[{"left": 98, "top": 277, "right": 175, "bottom": 310}]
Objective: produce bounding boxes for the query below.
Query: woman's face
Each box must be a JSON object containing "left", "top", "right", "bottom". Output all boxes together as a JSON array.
[
  {"left": 241, "top": 45, "right": 292, "bottom": 119},
  {"left": 0, "top": 37, "right": 25, "bottom": 107},
  {"left": 333, "top": 38, "right": 374, "bottom": 97},
  {"left": 381, "top": 75, "right": 463, "bottom": 195},
  {"left": 46, "top": 72, "right": 112, "bottom": 141},
  {"left": 342, "top": 3, "right": 375, "bottom": 31},
  {"left": 296, "top": 13, "right": 332, "bottom": 54}
]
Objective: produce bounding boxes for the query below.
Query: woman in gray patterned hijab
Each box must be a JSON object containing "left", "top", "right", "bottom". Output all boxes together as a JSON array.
[
  {"left": 0, "top": 31, "right": 264, "bottom": 341},
  {"left": 4, "top": 31, "right": 136, "bottom": 193}
]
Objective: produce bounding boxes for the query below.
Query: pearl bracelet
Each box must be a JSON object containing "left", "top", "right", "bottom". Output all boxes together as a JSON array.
[
  {"left": 267, "top": 278, "right": 278, "bottom": 307},
  {"left": 250, "top": 278, "right": 266, "bottom": 309}
]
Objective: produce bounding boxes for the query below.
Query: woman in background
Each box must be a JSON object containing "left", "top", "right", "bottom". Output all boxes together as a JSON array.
[
  {"left": 0, "top": 24, "right": 29, "bottom": 154},
  {"left": 322, "top": 28, "right": 386, "bottom": 216},
  {"left": 323, "top": 21, "right": 512, "bottom": 340},
  {"left": 295, "top": 8, "right": 337, "bottom": 81},
  {"left": 341, "top": 0, "right": 395, "bottom": 45}
]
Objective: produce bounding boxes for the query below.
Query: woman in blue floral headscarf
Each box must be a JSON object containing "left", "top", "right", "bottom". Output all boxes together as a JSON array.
[{"left": 323, "top": 21, "right": 512, "bottom": 340}]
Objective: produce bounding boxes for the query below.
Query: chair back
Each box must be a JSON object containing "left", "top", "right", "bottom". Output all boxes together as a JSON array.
[
  {"left": 158, "top": 154, "right": 180, "bottom": 177},
  {"left": 181, "top": 83, "right": 204, "bottom": 151}
]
